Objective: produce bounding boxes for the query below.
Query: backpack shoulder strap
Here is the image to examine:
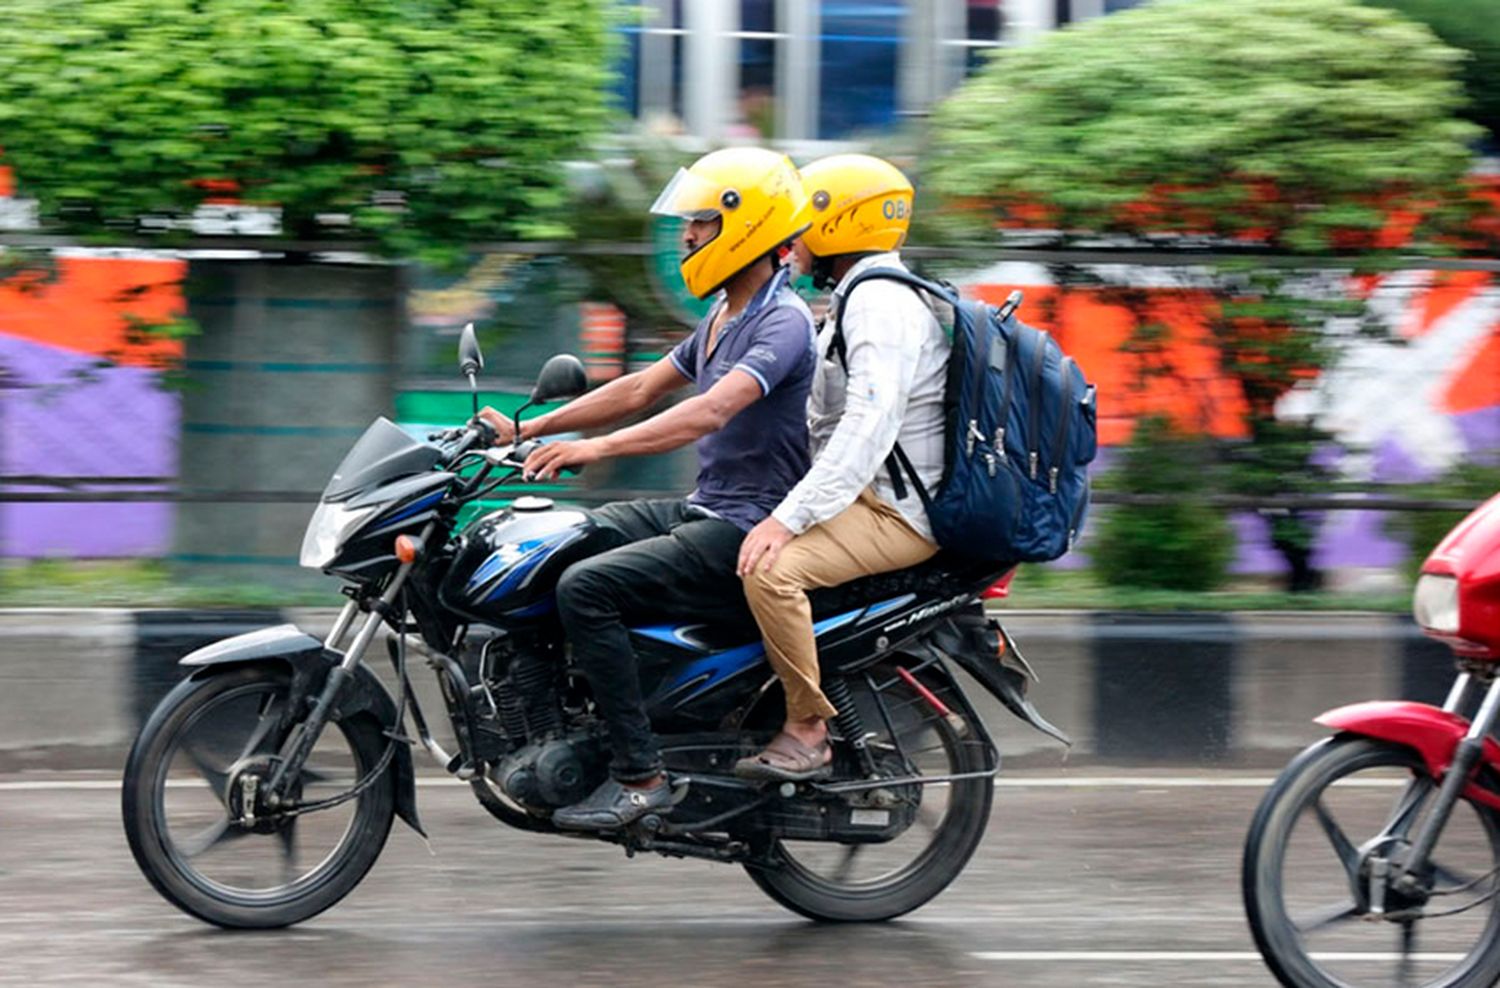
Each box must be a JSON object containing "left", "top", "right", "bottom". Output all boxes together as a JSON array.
[
  {"left": 829, "top": 266, "right": 955, "bottom": 367},
  {"left": 827, "top": 266, "right": 954, "bottom": 505}
]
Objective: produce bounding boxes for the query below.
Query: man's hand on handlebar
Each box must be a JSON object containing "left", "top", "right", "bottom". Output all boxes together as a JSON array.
[
  {"left": 476, "top": 406, "right": 517, "bottom": 445},
  {"left": 522, "top": 438, "right": 603, "bottom": 481}
]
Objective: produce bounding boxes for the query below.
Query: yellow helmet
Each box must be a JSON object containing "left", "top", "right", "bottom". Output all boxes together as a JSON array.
[
  {"left": 800, "top": 154, "right": 914, "bottom": 258},
  {"left": 651, "top": 147, "right": 810, "bottom": 299}
]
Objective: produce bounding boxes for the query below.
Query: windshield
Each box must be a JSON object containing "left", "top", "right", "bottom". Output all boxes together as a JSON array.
[{"left": 322, "top": 417, "right": 442, "bottom": 501}]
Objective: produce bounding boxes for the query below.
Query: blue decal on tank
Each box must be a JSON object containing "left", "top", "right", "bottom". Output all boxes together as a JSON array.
[{"left": 466, "top": 529, "right": 581, "bottom": 601}]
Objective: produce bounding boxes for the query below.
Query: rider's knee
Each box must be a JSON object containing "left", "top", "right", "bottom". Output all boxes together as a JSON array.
[{"left": 555, "top": 558, "right": 614, "bottom": 616}]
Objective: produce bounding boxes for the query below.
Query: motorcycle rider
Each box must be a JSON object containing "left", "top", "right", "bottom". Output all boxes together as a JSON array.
[
  {"left": 734, "top": 154, "right": 949, "bottom": 780},
  {"left": 476, "top": 147, "right": 816, "bottom": 828}
]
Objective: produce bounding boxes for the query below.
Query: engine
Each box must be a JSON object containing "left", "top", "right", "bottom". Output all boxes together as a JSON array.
[{"left": 492, "top": 734, "right": 606, "bottom": 809}]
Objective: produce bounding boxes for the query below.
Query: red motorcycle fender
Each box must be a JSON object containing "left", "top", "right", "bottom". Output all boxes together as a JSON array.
[{"left": 1316, "top": 700, "right": 1500, "bottom": 811}]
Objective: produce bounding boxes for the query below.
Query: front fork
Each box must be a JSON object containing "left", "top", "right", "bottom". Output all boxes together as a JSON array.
[
  {"left": 262, "top": 559, "right": 417, "bottom": 805},
  {"left": 1395, "top": 671, "right": 1493, "bottom": 895}
]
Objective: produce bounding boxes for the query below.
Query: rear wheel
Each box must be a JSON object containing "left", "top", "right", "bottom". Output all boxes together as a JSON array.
[
  {"left": 122, "top": 665, "right": 395, "bottom": 929},
  {"left": 743, "top": 664, "right": 994, "bottom": 921},
  {"left": 1243, "top": 736, "right": 1500, "bottom": 988}
]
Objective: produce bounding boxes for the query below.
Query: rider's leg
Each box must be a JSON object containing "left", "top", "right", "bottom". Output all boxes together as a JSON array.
[
  {"left": 739, "top": 491, "right": 936, "bottom": 776},
  {"left": 553, "top": 507, "right": 747, "bottom": 827}
]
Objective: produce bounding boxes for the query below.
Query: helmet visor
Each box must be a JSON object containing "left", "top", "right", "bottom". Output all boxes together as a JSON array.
[{"left": 650, "top": 167, "right": 725, "bottom": 222}]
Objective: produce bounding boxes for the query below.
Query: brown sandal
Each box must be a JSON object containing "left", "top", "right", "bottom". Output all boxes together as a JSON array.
[{"left": 733, "top": 732, "right": 833, "bottom": 782}]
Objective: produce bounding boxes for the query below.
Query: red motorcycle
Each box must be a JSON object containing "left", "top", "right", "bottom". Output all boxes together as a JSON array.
[{"left": 1244, "top": 492, "right": 1500, "bottom": 988}]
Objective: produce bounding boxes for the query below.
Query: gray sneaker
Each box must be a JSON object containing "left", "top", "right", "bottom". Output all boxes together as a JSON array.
[{"left": 552, "top": 777, "right": 674, "bottom": 831}]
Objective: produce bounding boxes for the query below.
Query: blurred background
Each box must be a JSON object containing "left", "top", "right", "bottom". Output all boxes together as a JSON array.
[
  {"left": 3, "top": 7, "right": 1500, "bottom": 982},
  {"left": 0, "top": 0, "right": 1496, "bottom": 609}
]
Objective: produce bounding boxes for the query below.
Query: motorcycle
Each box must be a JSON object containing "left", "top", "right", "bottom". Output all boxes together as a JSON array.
[
  {"left": 122, "top": 325, "right": 1070, "bottom": 930},
  {"left": 1244, "top": 491, "right": 1500, "bottom": 987}
]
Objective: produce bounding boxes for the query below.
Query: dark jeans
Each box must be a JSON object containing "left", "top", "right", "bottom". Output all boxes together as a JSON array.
[{"left": 555, "top": 498, "right": 747, "bottom": 784}]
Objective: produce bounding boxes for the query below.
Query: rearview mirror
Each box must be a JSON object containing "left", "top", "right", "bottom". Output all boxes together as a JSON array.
[
  {"left": 458, "top": 323, "right": 484, "bottom": 377},
  {"left": 531, "top": 354, "right": 588, "bottom": 404}
]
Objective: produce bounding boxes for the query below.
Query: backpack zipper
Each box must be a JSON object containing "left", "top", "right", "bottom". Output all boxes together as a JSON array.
[
  {"left": 1048, "top": 357, "right": 1076, "bottom": 494},
  {"left": 966, "top": 306, "right": 995, "bottom": 456},
  {"left": 990, "top": 326, "right": 1014, "bottom": 461},
  {"left": 1027, "top": 330, "right": 1049, "bottom": 479}
]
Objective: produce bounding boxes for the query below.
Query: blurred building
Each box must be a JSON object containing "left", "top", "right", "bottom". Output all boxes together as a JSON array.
[{"left": 611, "top": 0, "right": 1147, "bottom": 142}]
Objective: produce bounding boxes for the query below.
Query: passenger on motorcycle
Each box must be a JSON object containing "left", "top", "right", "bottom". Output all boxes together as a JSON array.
[
  {"left": 734, "top": 154, "right": 949, "bottom": 781},
  {"left": 476, "top": 147, "right": 817, "bottom": 829}
]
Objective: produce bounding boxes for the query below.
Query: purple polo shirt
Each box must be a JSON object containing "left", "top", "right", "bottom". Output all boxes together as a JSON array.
[{"left": 669, "top": 267, "right": 816, "bottom": 532}]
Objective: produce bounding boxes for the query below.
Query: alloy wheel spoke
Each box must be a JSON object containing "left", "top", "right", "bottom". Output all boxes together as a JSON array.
[
  {"left": 1397, "top": 921, "right": 1417, "bottom": 986},
  {"left": 832, "top": 843, "right": 864, "bottom": 884},
  {"left": 176, "top": 816, "right": 248, "bottom": 859},
  {"left": 235, "top": 693, "right": 283, "bottom": 763},
  {"left": 182, "top": 746, "right": 232, "bottom": 804},
  {"left": 1380, "top": 778, "right": 1432, "bottom": 840},
  {"left": 1313, "top": 798, "right": 1362, "bottom": 886},
  {"left": 278, "top": 819, "right": 300, "bottom": 883},
  {"left": 1293, "top": 900, "right": 1361, "bottom": 934}
]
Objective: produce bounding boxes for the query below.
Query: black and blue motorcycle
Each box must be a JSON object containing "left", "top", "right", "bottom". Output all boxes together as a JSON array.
[{"left": 122, "top": 326, "right": 1069, "bottom": 929}]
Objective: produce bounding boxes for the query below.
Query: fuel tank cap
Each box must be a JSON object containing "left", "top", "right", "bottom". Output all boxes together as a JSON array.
[{"left": 511, "top": 496, "right": 555, "bottom": 512}]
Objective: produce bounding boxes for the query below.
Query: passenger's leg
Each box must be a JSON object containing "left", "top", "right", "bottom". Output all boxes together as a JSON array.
[{"left": 739, "top": 492, "right": 936, "bottom": 777}]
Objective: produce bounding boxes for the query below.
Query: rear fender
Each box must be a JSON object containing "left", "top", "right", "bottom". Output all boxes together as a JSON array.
[
  {"left": 181, "top": 624, "right": 424, "bottom": 836},
  {"left": 1317, "top": 701, "right": 1500, "bottom": 809},
  {"left": 924, "top": 607, "right": 1072, "bottom": 748}
]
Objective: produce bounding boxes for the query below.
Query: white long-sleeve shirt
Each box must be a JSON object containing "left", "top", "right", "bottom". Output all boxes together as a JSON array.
[{"left": 770, "top": 252, "right": 950, "bottom": 541}]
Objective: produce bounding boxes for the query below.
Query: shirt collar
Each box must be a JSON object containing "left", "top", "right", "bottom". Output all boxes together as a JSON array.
[
  {"left": 703, "top": 264, "right": 791, "bottom": 338},
  {"left": 831, "top": 251, "right": 904, "bottom": 308}
]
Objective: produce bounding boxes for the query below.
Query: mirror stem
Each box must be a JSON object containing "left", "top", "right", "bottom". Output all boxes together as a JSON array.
[
  {"left": 468, "top": 373, "right": 479, "bottom": 419},
  {"left": 512, "top": 399, "right": 533, "bottom": 444}
]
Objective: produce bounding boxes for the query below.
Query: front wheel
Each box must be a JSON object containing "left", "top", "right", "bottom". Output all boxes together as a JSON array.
[
  {"left": 743, "top": 665, "right": 994, "bottom": 922},
  {"left": 1243, "top": 736, "right": 1500, "bottom": 988},
  {"left": 122, "top": 665, "right": 396, "bottom": 929}
]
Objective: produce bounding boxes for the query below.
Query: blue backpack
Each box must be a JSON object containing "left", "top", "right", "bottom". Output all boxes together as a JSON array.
[{"left": 832, "top": 268, "right": 1097, "bottom": 563}]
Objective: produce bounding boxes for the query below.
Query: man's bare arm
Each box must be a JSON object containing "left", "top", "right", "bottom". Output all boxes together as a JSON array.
[
  {"left": 479, "top": 355, "right": 688, "bottom": 442},
  {"left": 522, "top": 370, "right": 763, "bottom": 480}
]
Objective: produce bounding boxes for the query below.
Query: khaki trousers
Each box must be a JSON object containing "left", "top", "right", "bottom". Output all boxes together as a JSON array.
[{"left": 743, "top": 490, "right": 938, "bottom": 722}]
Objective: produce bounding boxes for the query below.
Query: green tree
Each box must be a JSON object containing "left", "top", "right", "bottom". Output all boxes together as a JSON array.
[
  {"left": 1363, "top": 0, "right": 1500, "bottom": 141},
  {"left": 927, "top": 0, "right": 1476, "bottom": 250},
  {"left": 927, "top": 0, "right": 1479, "bottom": 590},
  {"left": 0, "top": 0, "right": 614, "bottom": 261}
]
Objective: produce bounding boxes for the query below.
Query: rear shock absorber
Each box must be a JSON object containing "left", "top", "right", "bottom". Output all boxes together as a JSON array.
[{"left": 823, "top": 676, "right": 877, "bottom": 776}]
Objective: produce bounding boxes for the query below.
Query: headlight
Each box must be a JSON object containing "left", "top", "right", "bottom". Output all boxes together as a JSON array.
[
  {"left": 299, "top": 502, "right": 379, "bottom": 570},
  {"left": 1413, "top": 574, "right": 1460, "bottom": 634}
]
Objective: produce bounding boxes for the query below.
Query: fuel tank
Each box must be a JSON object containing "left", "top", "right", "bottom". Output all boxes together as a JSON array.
[{"left": 438, "top": 497, "right": 601, "bottom": 625}]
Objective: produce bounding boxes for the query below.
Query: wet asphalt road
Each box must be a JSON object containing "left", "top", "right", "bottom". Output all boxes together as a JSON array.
[{"left": 0, "top": 769, "right": 1311, "bottom": 988}]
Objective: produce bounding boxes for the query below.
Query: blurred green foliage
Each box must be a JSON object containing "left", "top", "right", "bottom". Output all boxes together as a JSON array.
[
  {"left": 1090, "top": 417, "right": 1234, "bottom": 591},
  {"left": 1386, "top": 462, "right": 1500, "bottom": 584},
  {"left": 926, "top": 0, "right": 1482, "bottom": 590},
  {"left": 0, "top": 0, "right": 614, "bottom": 263},
  {"left": 1364, "top": 0, "right": 1500, "bottom": 141},
  {"left": 927, "top": 0, "right": 1479, "bottom": 249}
]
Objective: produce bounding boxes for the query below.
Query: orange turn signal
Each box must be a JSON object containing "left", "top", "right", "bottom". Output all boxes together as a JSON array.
[{"left": 395, "top": 535, "right": 421, "bottom": 564}]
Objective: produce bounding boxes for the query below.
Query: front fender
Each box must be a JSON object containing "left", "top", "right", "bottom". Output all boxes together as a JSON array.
[
  {"left": 1317, "top": 700, "right": 1500, "bottom": 782},
  {"left": 180, "top": 624, "right": 424, "bottom": 836}
]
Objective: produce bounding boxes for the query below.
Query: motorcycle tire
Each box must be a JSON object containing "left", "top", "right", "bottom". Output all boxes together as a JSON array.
[
  {"left": 1243, "top": 735, "right": 1500, "bottom": 988},
  {"left": 123, "top": 664, "right": 395, "bottom": 929},
  {"left": 743, "top": 665, "right": 994, "bottom": 922}
]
